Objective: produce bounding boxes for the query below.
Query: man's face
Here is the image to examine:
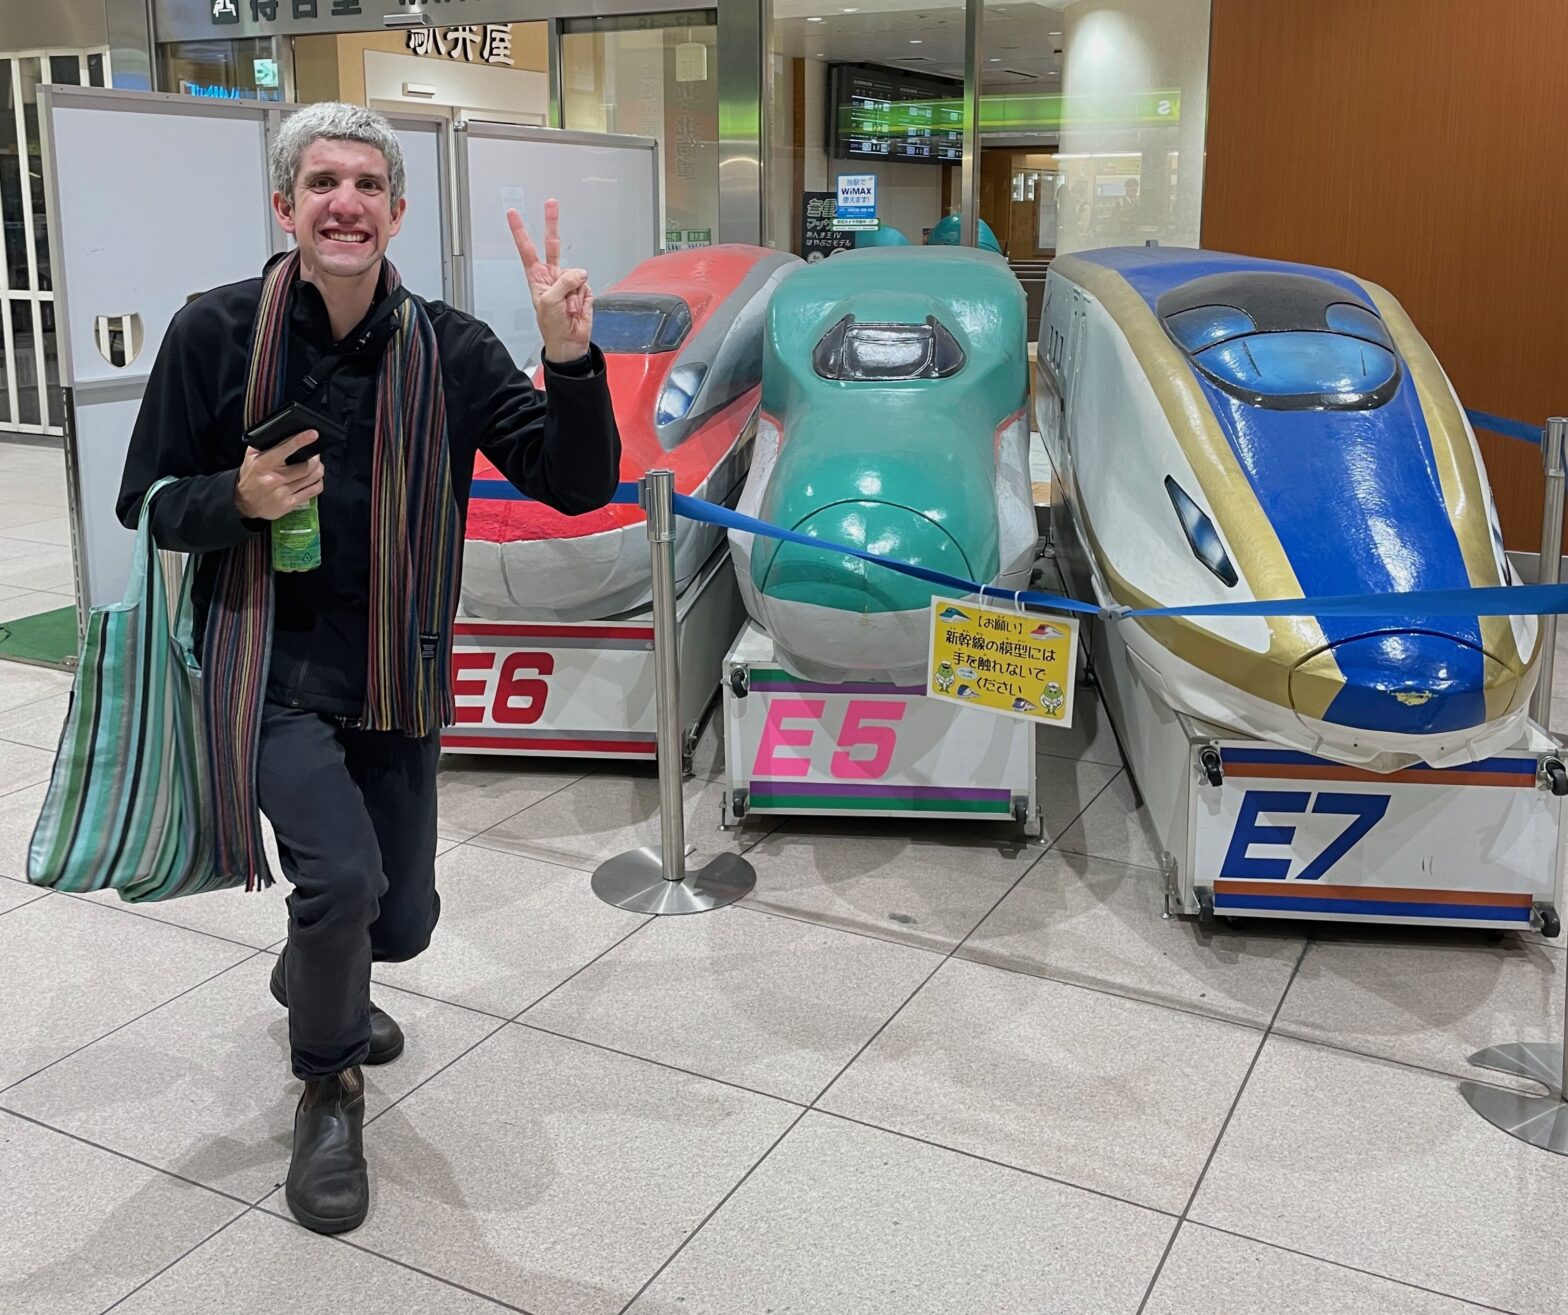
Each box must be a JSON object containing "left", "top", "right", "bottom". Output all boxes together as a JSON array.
[{"left": 273, "top": 138, "right": 405, "bottom": 281}]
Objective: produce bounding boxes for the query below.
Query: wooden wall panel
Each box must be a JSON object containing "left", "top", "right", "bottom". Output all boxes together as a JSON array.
[{"left": 1202, "top": 0, "right": 1568, "bottom": 547}]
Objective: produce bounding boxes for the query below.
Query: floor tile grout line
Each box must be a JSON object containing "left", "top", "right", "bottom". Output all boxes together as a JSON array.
[
  {"left": 47, "top": 891, "right": 296, "bottom": 957},
  {"left": 0, "top": 885, "right": 49, "bottom": 915},
  {"left": 1134, "top": 937, "right": 1311, "bottom": 1315},
  {"left": 453, "top": 768, "right": 602, "bottom": 848},
  {"left": 0, "top": 947, "right": 268, "bottom": 1099},
  {"left": 948, "top": 947, "right": 1276, "bottom": 1035},
  {"left": 813, "top": 1106, "right": 1182, "bottom": 1221},
  {"left": 728, "top": 898, "right": 983, "bottom": 958},
  {"left": 1189, "top": 1221, "right": 1524, "bottom": 1315},
  {"left": 613, "top": 1107, "right": 813, "bottom": 1315},
  {"left": 361, "top": 1017, "right": 513, "bottom": 1131},
  {"left": 244, "top": 1199, "right": 538, "bottom": 1315},
  {"left": 509, "top": 916, "right": 657, "bottom": 1020},
  {"left": 940, "top": 764, "right": 1126, "bottom": 967},
  {"left": 0, "top": 1104, "right": 263, "bottom": 1214},
  {"left": 455, "top": 753, "right": 748, "bottom": 857},
  {"left": 360, "top": 974, "right": 516, "bottom": 1024},
  {"left": 509, "top": 1016, "right": 810, "bottom": 1111},
  {"left": 806, "top": 954, "right": 951, "bottom": 1110},
  {"left": 797, "top": 794, "right": 1106, "bottom": 1113},
  {"left": 93, "top": 1205, "right": 259, "bottom": 1315},
  {"left": 1259, "top": 1026, "right": 1556, "bottom": 1097}
]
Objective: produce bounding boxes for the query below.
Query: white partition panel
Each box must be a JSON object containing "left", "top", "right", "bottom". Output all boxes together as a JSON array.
[
  {"left": 386, "top": 115, "right": 451, "bottom": 304},
  {"left": 459, "top": 123, "right": 660, "bottom": 371},
  {"left": 45, "top": 90, "right": 456, "bottom": 611},
  {"left": 43, "top": 87, "right": 276, "bottom": 610},
  {"left": 280, "top": 107, "right": 451, "bottom": 305}
]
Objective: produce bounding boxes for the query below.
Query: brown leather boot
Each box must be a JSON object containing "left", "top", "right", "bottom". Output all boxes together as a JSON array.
[{"left": 285, "top": 1065, "right": 368, "bottom": 1235}]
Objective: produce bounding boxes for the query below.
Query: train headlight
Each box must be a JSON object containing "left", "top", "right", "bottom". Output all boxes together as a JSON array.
[{"left": 656, "top": 364, "right": 708, "bottom": 427}]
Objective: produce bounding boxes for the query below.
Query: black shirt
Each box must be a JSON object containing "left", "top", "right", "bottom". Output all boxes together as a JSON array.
[{"left": 117, "top": 259, "right": 621, "bottom": 719}]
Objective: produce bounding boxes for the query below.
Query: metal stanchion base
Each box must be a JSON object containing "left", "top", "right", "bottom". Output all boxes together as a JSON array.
[
  {"left": 1461, "top": 1042, "right": 1568, "bottom": 1154},
  {"left": 591, "top": 847, "right": 757, "bottom": 915}
]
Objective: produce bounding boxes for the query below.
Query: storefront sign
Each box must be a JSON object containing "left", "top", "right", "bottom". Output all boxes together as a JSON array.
[
  {"left": 405, "top": 23, "right": 513, "bottom": 65},
  {"left": 801, "top": 191, "right": 853, "bottom": 263},
  {"left": 926, "top": 599, "right": 1080, "bottom": 726},
  {"left": 157, "top": 0, "right": 502, "bottom": 42}
]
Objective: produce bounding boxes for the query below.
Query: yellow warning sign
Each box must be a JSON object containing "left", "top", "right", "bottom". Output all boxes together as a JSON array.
[{"left": 926, "top": 598, "right": 1080, "bottom": 726}]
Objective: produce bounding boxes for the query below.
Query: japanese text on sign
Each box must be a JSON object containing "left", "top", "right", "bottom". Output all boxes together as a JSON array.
[
  {"left": 835, "top": 173, "right": 877, "bottom": 221},
  {"left": 407, "top": 23, "right": 514, "bottom": 64},
  {"left": 214, "top": 0, "right": 362, "bottom": 21},
  {"left": 927, "top": 598, "right": 1079, "bottom": 726}
]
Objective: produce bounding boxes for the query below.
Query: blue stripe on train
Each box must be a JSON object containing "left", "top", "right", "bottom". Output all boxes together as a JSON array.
[
  {"left": 1215, "top": 894, "right": 1531, "bottom": 922},
  {"left": 1218, "top": 748, "right": 1536, "bottom": 774},
  {"left": 1078, "top": 247, "right": 1485, "bottom": 735}
]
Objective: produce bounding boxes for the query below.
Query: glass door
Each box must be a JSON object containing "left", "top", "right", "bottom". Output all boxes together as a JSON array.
[{"left": 559, "top": 11, "right": 719, "bottom": 254}]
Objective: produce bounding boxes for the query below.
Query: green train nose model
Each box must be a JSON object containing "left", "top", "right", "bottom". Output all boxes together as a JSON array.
[{"left": 728, "top": 247, "right": 1037, "bottom": 684}]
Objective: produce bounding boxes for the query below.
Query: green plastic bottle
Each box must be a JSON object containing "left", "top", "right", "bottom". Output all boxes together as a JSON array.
[{"left": 272, "top": 498, "right": 322, "bottom": 573}]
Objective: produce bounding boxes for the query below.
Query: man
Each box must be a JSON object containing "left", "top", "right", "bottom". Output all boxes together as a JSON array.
[{"left": 117, "top": 103, "right": 621, "bottom": 1235}]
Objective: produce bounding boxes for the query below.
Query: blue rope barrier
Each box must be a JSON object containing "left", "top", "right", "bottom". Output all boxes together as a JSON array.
[
  {"left": 674, "top": 491, "right": 1568, "bottom": 622},
  {"left": 468, "top": 400, "right": 1559, "bottom": 624},
  {"left": 1466, "top": 409, "right": 1543, "bottom": 444}
]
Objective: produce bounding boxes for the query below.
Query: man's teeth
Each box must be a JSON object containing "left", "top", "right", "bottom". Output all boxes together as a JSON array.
[{"left": 325, "top": 232, "right": 367, "bottom": 243}]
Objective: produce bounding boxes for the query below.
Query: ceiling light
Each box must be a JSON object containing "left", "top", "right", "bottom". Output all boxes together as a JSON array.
[
  {"left": 988, "top": 57, "right": 1001, "bottom": 62},
  {"left": 909, "top": 38, "right": 923, "bottom": 44},
  {"left": 1048, "top": 29, "right": 1062, "bottom": 36},
  {"left": 807, "top": 14, "right": 823, "bottom": 20},
  {"left": 842, "top": 6, "right": 859, "bottom": 11}
]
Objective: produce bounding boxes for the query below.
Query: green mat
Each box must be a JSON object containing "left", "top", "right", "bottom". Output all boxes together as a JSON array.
[{"left": 0, "top": 604, "right": 78, "bottom": 669}]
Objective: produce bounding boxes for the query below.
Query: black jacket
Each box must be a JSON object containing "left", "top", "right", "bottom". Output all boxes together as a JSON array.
[{"left": 117, "top": 260, "right": 621, "bottom": 719}]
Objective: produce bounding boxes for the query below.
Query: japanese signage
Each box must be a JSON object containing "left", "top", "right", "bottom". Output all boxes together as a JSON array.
[
  {"left": 926, "top": 599, "right": 1080, "bottom": 726},
  {"left": 157, "top": 0, "right": 500, "bottom": 42},
  {"left": 835, "top": 173, "right": 877, "bottom": 221},
  {"left": 801, "top": 192, "right": 854, "bottom": 263},
  {"left": 405, "top": 23, "right": 513, "bottom": 65}
]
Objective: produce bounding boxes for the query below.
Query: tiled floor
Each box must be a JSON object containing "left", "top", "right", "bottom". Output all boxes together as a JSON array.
[{"left": 2, "top": 435, "right": 1567, "bottom": 1315}]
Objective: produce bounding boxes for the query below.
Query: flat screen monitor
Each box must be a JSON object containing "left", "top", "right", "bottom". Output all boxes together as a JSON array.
[{"left": 827, "top": 62, "right": 964, "bottom": 166}]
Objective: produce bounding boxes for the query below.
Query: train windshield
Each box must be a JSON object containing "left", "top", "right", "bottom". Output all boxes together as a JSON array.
[
  {"left": 1159, "top": 275, "right": 1400, "bottom": 411},
  {"left": 592, "top": 295, "right": 693, "bottom": 354},
  {"left": 812, "top": 315, "right": 965, "bottom": 382}
]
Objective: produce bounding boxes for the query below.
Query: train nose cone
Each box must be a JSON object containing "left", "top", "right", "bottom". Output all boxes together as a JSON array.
[
  {"left": 1290, "top": 631, "right": 1515, "bottom": 736},
  {"left": 757, "top": 500, "right": 973, "bottom": 614}
]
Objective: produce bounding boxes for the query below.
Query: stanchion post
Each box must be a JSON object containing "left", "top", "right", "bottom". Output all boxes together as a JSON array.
[
  {"left": 590, "top": 471, "right": 757, "bottom": 915},
  {"left": 1463, "top": 416, "right": 1568, "bottom": 1150},
  {"left": 1529, "top": 417, "right": 1568, "bottom": 724}
]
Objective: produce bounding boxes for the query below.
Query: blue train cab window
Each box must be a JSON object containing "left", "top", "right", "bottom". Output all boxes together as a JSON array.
[
  {"left": 813, "top": 315, "right": 965, "bottom": 382},
  {"left": 1157, "top": 274, "right": 1401, "bottom": 411},
  {"left": 592, "top": 295, "right": 692, "bottom": 354}
]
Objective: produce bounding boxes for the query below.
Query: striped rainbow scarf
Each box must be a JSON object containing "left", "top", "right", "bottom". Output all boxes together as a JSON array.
[{"left": 204, "top": 252, "right": 462, "bottom": 889}]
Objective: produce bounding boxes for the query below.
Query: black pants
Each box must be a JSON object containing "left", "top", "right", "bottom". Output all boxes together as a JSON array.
[{"left": 257, "top": 700, "right": 441, "bottom": 1079}]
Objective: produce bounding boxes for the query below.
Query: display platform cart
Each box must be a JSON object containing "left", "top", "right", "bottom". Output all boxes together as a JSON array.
[
  {"left": 721, "top": 622, "right": 1040, "bottom": 833},
  {"left": 443, "top": 548, "right": 745, "bottom": 772},
  {"left": 1091, "top": 614, "right": 1566, "bottom": 935}
]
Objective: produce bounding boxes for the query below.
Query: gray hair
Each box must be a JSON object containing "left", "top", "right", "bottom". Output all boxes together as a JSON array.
[{"left": 269, "top": 102, "right": 406, "bottom": 208}]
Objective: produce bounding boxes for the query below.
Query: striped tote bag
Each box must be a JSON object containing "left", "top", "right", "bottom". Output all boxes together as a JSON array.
[{"left": 27, "top": 477, "right": 233, "bottom": 903}]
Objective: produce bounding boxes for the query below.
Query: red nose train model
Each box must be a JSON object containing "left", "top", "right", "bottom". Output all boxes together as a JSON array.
[{"left": 463, "top": 245, "right": 802, "bottom": 621}]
